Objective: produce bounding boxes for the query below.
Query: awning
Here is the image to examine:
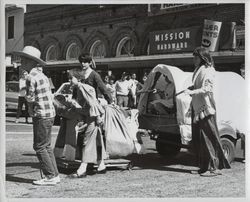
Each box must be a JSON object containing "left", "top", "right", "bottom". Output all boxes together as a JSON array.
[{"left": 44, "top": 50, "right": 244, "bottom": 70}]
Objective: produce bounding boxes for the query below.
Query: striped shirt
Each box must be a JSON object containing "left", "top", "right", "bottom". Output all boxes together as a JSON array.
[{"left": 26, "top": 67, "right": 55, "bottom": 118}]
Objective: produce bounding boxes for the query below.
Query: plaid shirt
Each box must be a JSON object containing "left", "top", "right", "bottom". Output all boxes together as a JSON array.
[{"left": 26, "top": 67, "right": 55, "bottom": 118}]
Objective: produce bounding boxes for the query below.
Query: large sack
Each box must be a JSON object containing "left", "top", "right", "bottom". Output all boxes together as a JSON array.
[
  {"left": 53, "top": 94, "right": 82, "bottom": 120},
  {"left": 103, "top": 105, "right": 142, "bottom": 158}
]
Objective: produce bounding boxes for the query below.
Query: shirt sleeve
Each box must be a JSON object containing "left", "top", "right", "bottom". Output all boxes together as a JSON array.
[
  {"left": 94, "top": 72, "right": 113, "bottom": 104},
  {"left": 192, "top": 67, "right": 215, "bottom": 95}
]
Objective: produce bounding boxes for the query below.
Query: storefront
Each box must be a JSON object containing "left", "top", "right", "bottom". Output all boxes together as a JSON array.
[{"left": 23, "top": 4, "right": 244, "bottom": 89}]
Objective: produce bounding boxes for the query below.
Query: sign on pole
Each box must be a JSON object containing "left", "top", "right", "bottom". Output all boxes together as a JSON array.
[{"left": 201, "top": 19, "right": 222, "bottom": 51}]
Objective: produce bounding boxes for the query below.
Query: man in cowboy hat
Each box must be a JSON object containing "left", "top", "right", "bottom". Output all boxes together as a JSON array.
[{"left": 13, "top": 46, "right": 60, "bottom": 186}]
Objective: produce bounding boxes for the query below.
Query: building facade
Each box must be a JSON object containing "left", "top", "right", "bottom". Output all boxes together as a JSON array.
[
  {"left": 24, "top": 4, "right": 245, "bottom": 89},
  {"left": 5, "top": 5, "right": 25, "bottom": 81}
]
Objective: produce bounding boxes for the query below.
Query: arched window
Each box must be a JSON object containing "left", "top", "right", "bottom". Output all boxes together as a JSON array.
[
  {"left": 147, "top": 43, "right": 150, "bottom": 55},
  {"left": 90, "top": 40, "right": 106, "bottom": 58},
  {"left": 116, "top": 36, "right": 135, "bottom": 57},
  {"left": 45, "top": 45, "right": 58, "bottom": 61},
  {"left": 66, "top": 42, "right": 81, "bottom": 60}
]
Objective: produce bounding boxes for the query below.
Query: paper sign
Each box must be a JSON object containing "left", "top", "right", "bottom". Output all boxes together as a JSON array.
[{"left": 201, "top": 19, "right": 222, "bottom": 51}]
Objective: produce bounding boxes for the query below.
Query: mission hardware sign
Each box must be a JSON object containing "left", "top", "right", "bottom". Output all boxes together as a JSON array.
[{"left": 149, "top": 26, "right": 201, "bottom": 54}]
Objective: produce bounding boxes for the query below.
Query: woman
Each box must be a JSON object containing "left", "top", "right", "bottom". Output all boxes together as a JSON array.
[
  {"left": 184, "top": 47, "right": 230, "bottom": 177},
  {"left": 77, "top": 53, "right": 113, "bottom": 104},
  {"left": 68, "top": 70, "right": 107, "bottom": 178}
]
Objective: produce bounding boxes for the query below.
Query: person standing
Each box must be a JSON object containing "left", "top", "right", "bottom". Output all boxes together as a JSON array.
[
  {"left": 184, "top": 47, "right": 230, "bottom": 176},
  {"left": 108, "top": 76, "right": 117, "bottom": 104},
  {"left": 77, "top": 53, "right": 113, "bottom": 104},
  {"left": 67, "top": 70, "right": 107, "bottom": 178},
  {"left": 115, "top": 72, "right": 133, "bottom": 107},
  {"left": 128, "top": 73, "right": 138, "bottom": 108},
  {"left": 104, "top": 75, "right": 116, "bottom": 104},
  {"left": 15, "top": 70, "right": 29, "bottom": 124},
  {"left": 13, "top": 46, "right": 60, "bottom": 185}
]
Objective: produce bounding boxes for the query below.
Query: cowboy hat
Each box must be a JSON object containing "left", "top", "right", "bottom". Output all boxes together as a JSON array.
[{"left": 12, "top": 46, "right": 46, "bottom": 66}]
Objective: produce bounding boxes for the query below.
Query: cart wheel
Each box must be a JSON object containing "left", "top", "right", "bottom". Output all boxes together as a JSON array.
[{"left": 221, "top": 137, "right": 235, "bottom": 163}]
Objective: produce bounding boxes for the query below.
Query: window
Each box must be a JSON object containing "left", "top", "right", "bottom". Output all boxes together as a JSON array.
[
  {"left": 45, "top": 45, "right": 58, "bottom": 61},
  {"left": 8, "top": 16, "right": 14, "bottom": 39},
  {"left": 116, "top": 37, "right": 135, "bottom": 57},
  {"left": 236, "top": 26, "right": 245, "bottom": 50},
  {"left": 90, "top": 40, "right": 106, "bottom": 58},
  {"left": 66, "top": 42, "right": 81, "bottom": 60},
  {"left": 147, "top": 44, "right": 150, "bottom": 55},
  {"left": 6, "top": 82, "right": 19, "bottom": 92}
]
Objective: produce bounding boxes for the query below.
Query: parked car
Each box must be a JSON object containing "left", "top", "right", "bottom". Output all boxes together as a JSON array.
[
  {"left": 6, "top": 81, "right": 19, "bottom": 111},
  {"left": 138, "top": 64, "right": 246, "bottom": 163}
]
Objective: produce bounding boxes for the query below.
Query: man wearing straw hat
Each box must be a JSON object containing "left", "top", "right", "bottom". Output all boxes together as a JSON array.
[{"left": 12, "top": 46, "right": 60, "bottom": 186}]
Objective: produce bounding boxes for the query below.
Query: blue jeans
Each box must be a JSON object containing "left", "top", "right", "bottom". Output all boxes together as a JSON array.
[{"left": 33, "top": 117, "right": 59, "bottom": 179}]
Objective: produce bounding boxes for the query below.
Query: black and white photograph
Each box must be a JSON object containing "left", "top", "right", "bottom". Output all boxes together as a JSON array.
[{"left": 0, "top": 0, "right": 248, "bottom": 201}]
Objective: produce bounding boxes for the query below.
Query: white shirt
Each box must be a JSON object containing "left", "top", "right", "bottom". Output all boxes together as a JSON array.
[
  {"left": 115, "top": 80, "right": 132, "bottom": 96},
  {"left": 128, "top": 79, "right": 138, "bottom": 95}
]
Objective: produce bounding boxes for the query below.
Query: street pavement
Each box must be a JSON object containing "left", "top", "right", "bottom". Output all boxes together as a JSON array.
[{"left": 4, "top": 112, "right": 246, "bottom": 198}]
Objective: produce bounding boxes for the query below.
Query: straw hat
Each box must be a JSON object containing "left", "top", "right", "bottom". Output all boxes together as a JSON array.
[{"left": 12, "top": 46, "right": 46, "bottom": 66}]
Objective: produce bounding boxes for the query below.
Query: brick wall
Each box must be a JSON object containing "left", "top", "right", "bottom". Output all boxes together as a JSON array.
[{"left": 24, "top": 4, "right": 244, "bottom": 61}]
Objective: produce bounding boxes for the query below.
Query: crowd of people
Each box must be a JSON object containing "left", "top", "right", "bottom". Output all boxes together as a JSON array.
[
  {"left": 11, "top": 45, "right": 231, "bottom": 186},
  {"left": 102, "top": 71, "right": 147, "bottom": 109}
]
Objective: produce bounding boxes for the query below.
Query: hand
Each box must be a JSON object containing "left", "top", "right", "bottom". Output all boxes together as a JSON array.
[
  {"left": 133, "top": 101, "right": 137, "bottom": 107},
  {"left": 96, "top": 116, "right": 103, "bottom": 126},
  {"left": 70, "top": 76, "right": 79, "bottom": 86},
  {"left": 184, "top": 89, "right": 193, "bottom": 96},
  {"left": 26, "top": 74, "right": 31, "bottom": 82},
  {"left": 152, "top": 88, "right": 157, "bottom": 94}
]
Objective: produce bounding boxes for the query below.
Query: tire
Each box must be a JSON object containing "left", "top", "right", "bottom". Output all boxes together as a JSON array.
[
  {"left": 221, "top": 137, "right": 235, "bottom": 163},
  {"left": 155, "top": 133, "right": 181, "bottom": 158}
]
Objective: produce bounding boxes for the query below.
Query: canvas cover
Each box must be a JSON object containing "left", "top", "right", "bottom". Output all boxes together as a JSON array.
[
  {"left": 138, "top": 64, "right": 193, "bottom": 124},
  {"left": 213, "top": 72, "right": 247, "bottom": 134},
  {"left": 103, "top": 105, "right": 142, "bottom": 158},
  {"left": 138, "top": 64, "right": 246, "bottom": 142}
]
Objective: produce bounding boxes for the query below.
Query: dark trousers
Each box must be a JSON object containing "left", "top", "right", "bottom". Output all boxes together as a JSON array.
[
  {"left": 192, "top": 114, "right": 231, "bottom": 172},
  {"left": 33, "top": 117, "right": 59, "bottom": 179},
  {"left": 54, "top": 117, "right": 67, "bottom": 149},
  {"left": 16, "top": 96, "right": 28, "bottom": 119},
  {"left": 117, "top": 95, "right": 129, "bottom": 107}
]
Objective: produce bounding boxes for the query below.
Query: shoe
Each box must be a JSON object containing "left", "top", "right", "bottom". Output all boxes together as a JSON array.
[
  {"left": 200, "top": 171, "right": 217, "bottom": 177},
  {"left": 15, "top": 119, "right": 19, "bottom": 123},
  {"left": 190, "top": 169, "right": 204, "bottom": 174},
  {"left": 67, "top": 172, "right": 87, "bottom": 178},
  {"left": 96, "top": 169, "right": 107, "bottom": 174},
  {"left": 190, "top": 170, "right": 200, "bottom": 174},
  {"left": 54, "top": 175, "right": 61, "bottom": 183},
  {"left": 210, "top": 170, "right": 222, "bottom": 175},
  {"left": 33, "top": 176, "right": 59, "bottom": 186}
]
